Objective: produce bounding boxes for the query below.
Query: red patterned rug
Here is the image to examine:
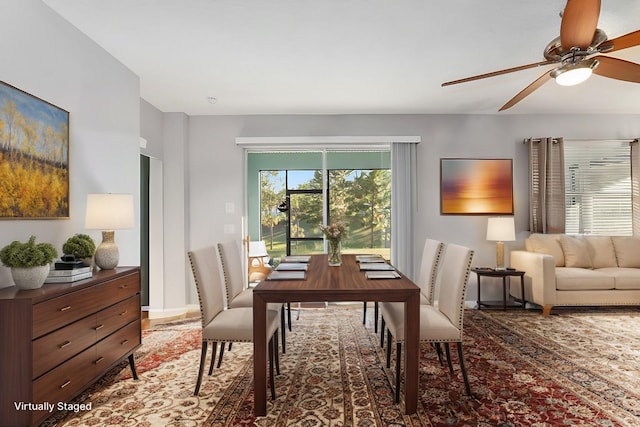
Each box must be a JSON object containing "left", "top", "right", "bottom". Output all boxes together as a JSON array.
[{"left": 45, "top": 305, "right": 640, "bottom": 426}]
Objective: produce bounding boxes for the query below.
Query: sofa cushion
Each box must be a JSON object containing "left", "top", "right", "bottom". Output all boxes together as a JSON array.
[
  {"left": 555, "top": 267, "right": 615, "bottom": 290},
  {"left": 597, "top": 267, "right": 640, "bottom": 290},
  {"left": 559, "top": 235, "right": 593, "bottom": 268},
  {"left": 612, "top": 236, "right": 640, "bottom": 268},
  {"left": 584, "top": 236, "right": 618, "bottom": 268},
  {"left": 526, "top": 233, "right": 564, "bottom": 267}
]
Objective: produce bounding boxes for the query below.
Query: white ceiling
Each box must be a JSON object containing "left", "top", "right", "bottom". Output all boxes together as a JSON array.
[{"left": 43, "top": 0, "right": 640, "bottom": 116}]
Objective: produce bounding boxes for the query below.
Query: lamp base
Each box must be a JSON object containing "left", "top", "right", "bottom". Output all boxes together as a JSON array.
[
  {"left": 495, "top": 241, "right": 505, "bottom": 270},
  {"left": 95, "top": 231, "right": 119, "bottom": 270}
]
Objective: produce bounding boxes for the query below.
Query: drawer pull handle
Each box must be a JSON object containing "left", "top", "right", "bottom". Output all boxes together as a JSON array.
[
  {"left": 94, "top": 324, "right": 105, "bottom": 331},
  {"left": 119, "top": 310, "right": 128, "bottom": 316},
  {"left": 59, "top": 341, "right": 71, "bottom": 349},
  {"left": 120, "top": 339, "right": 129, "bottom": 345},
  {"left": 60, "top": 380, "right": 71, "bottom": 389},
  {"left": 60, "top": 306, "right": 72, "bottom": 312},
  {"left": 94, "top": 357, "right": 104, "bottom": 365}
]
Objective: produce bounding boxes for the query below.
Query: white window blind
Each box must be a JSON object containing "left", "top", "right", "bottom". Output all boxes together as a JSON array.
[{"left": 564, "top": 140, "right": 632, "bottom": 235}]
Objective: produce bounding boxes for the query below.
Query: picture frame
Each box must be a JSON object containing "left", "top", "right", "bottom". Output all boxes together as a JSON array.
[
  {"left": 440, "top": 158, "right": 513, "bottom": 215},
  {"left": 0, "top": 81, "right": 69, "bottom": 219}
]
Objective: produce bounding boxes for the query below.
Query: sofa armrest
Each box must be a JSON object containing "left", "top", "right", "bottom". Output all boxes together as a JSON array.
[{"left": 510, "top": 250, "right": 557, "bottom": 310}]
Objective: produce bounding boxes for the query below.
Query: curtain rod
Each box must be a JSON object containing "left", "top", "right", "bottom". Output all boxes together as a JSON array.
[
  {"left": 524, "top": 138, "right": 638, "bottom": 144},
  {"left": 523, "top": 138, "right": 561, "bottom": 144}
]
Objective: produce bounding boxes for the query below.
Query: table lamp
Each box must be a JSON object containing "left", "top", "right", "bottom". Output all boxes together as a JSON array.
[
  {"left": 85, "top": 193, "right": 134, "bottom": 270},
  {"left": 248, "top": 240, "right": 272, "bottom": 282},
  {"left": 486, "top": 217, "right": 515, "bottom": 270}
]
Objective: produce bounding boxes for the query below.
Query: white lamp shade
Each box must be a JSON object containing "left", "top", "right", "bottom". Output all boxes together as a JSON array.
[
  {"left": 486, "top": 217, "right": 515, "bottom": 242},
  {"left": 85, "top": 193, "right": 135, "bottom": 230},
  {"left": 249, "top": 241, "right": 269, "bottom": 257}
]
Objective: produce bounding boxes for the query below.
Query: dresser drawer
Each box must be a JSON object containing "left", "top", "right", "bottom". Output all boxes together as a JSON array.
[
  {"left": 95, "top": 294, "right": 140, "bottom": 341},
  {"left": 32, "top": 314, "right": 97, "bottom": 379},
  {"left": 99, "top": 274, "right": 140, "bottom": 309},
  {"left": 32, "top": 273, "right": 140, "bottom": 339},
  {"left": 33, "top": 285, "right": 104, "bottom": 338},
  {"left": 96, "top": 320, "right": 141, "bottom": 370},
  {"left": 33, "top": 344, "right": 97, "bottom": 409}
]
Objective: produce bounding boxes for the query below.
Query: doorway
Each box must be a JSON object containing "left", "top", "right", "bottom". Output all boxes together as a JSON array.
[{"left": 140, "top": 154, "right": 164, "bottom": 310}]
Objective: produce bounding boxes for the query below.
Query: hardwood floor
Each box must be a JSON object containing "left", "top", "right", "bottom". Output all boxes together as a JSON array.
[{"left": 141, "top": 310, "right": 200, "bottom": 331}]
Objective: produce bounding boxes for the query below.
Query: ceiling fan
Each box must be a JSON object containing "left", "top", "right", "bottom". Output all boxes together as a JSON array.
[{"left": 441, "top": 0, "right": 640, "bottom": 111}]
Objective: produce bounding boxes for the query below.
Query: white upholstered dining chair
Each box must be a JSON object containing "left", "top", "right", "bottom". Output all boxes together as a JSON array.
[
  {"left": 188, "top": 246, "right": 280, "bottom": 397},
  {"left": 380, "top": 243, "right": 474, "bottom": 402},
  {"left": 379, "top": 238, "right": 445, "bottom": 348},
  {"left": 217, "top": 240, "right": 287, "bottom": 353}
]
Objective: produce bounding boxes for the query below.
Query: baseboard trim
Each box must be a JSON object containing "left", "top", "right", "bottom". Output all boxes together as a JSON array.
[{"left": 143, "top": 305, "right": 200, "bottom": 321}]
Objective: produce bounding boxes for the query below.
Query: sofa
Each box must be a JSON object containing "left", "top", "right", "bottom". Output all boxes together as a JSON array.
[{"left": 510, "top": 233, "right": 640, "bottom": 316}]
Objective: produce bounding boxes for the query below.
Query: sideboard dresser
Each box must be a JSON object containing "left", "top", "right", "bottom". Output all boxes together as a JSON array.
[{"left": 0, "top": 266, "right": 141, "bottom": 426}]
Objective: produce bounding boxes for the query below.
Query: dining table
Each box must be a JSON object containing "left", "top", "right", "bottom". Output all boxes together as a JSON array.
[{"left": 252, "top": 254, "right": 420, "bottom": 416}]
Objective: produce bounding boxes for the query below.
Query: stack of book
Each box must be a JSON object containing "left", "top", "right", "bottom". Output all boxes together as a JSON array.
[{"left": 45, "top": 260, "right": 93, "bottom": 283}]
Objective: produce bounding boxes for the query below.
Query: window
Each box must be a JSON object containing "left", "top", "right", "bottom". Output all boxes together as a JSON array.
[
  {"left": 564, "top": 140, "right": 632, "bottom": 235},
  {"left": 248, "top": 150, "right": 391, "bottom": 260}
]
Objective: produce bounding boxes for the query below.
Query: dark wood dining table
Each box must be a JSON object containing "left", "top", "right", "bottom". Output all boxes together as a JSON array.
[{"left": 252, "top": 254, "right": 420, "bottom": 416}]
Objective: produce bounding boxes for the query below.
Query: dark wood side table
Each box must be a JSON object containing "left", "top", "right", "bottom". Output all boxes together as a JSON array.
[{"left": 472, "top": 267, "right": 526, "bottom": 310}]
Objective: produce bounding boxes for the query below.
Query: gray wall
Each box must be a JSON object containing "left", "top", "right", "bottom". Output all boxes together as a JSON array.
[{"left": 0, "top": 0, "right": 141, "bottom": 288}]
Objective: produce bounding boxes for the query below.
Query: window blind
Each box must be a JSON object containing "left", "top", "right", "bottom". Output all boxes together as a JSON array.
[{"left": 564, "top": 140, "right": 632, "bottom": 235}]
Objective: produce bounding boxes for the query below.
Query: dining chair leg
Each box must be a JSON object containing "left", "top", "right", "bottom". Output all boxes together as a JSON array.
[
  {"left": 386, "top": 330, "right": 392, "bottom": 368},
  {"left": 395, "top": 342, "right": 402, "bottom": 404},
  {"left": 444, "top": 343, "right": 454, "bottom": 374},
  {"left": 268, "top": 336, "right": 276, "bottom": 400},
  {"left": 363, "top": 301, "right": 367, "bottom": 324},
  {"left": 281, "top": 308, "right": 286, "bottom": 354},
  {"left": 206, "top": 342, "right": 214, "bottom": 374},
  {"left": 216, "top": 341, "right": 225, "bottom": 369},
  {"left": 274, "top": 330, "right": 280, "bottom": 375},
  {"left": 195, "top": 340, "right": 211, "bottom": 396},
  {"left": 380, "top": 317, "right": 386, "bottom": 348},
  {"left": 433, "top": 342, "right": 445, "bottom": 366},
  {"left": 456, "top": 342, "right": 472, "bottom": 396},
  {"left": 374, "top": 302, "right": 379, "bottom": 333}
]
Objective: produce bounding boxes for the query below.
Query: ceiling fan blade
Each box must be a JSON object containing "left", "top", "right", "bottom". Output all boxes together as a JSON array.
[
  {"left": 593, "top": 56, "right": 640, "bottom": 83},
  {"left": 441, "top": 60, "right": 557, "bottom": 87},
  {"left": 603, "top": 29, "right": 640, "bottom": 53},
  {"left": 499, "top": 71, "right": 553, "bottom": 111},
  {"left": 560, "top": 0, "right": 600, "bottom": 50}
]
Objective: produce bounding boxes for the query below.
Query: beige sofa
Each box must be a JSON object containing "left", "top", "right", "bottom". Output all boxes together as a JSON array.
[{"left": 510, "top": 234, "right": 640, "bottom": 316}]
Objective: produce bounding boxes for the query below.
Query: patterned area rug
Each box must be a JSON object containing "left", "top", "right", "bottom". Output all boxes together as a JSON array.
[{"left": 45, "top": 306, "right": 640, "bottom": 426}]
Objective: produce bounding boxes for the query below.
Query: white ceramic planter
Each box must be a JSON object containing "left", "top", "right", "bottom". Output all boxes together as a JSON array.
[{"left": 11, "top": 265, "right": 50, "bottom": 289}]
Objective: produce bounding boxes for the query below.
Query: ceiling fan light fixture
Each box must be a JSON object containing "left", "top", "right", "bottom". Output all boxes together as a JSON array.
[{"left": 552, "top": 58, "right": 599, "bottom": 86}]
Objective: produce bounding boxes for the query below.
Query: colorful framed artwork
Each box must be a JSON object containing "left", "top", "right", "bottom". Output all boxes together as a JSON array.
[
  {"left": 440, "top": 158, "right": 513, "bottom": 215},
  {"left": 0, "top": 81, "right": 69, "bottom": 219}
]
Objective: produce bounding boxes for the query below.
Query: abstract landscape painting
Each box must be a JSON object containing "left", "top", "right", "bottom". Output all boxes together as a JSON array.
[
  {"left": 440, "top": 158, "right": 513, "bottom": 215},
  {"left": 0, "top": 81, "right": 69, "bottom": 218}
]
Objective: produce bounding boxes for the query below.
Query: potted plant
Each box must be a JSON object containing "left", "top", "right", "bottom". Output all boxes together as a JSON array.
[
  {"left": 0, "top": 236, "right": 58, "bottom": 289},
  {"left": 62, "top": 233, "right": 96, "bottom": 266}
]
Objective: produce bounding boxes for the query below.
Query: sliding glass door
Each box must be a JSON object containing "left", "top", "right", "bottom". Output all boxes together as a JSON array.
[{"left": 248, "top": 150, "right": 391, "bottom": 261}]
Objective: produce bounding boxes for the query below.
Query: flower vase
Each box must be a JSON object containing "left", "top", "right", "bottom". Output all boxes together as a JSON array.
[{"left": 328, "top": 240, "right": 342, "bottom": 266}]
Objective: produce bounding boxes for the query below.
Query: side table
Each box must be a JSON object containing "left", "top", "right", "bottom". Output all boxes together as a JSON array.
[{"left": 472, "top": 267, "right": 526, "bottom": 310}]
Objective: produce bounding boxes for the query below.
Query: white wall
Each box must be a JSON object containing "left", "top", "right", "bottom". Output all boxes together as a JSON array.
[
  {"left": 185, "top": 113, "right": 640, "bottom": 303},
  {"left": 0, "top": 0, "right": 141, "bottom": 287}
]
